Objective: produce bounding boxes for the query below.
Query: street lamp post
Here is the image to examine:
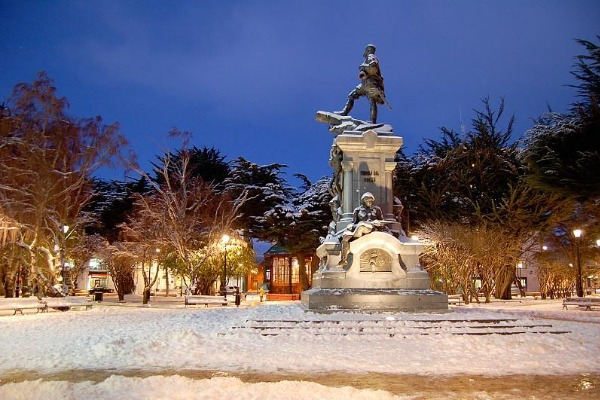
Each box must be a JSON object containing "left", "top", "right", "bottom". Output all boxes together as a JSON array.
[
  {"left": 155, "top": 248, "right": 161, "bottom": 296},
  {"left": 61, "top": 225, "right": 69, "bottom": 293},
  {"left": 221, "top": 234, "right": 230, "bottom": 300},
  {"left": 573, "top": 229, "right": 583, "bottom": 297}
]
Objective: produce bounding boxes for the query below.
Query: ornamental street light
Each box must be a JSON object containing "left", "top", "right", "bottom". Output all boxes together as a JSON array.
[
  {"left": 61, "top": 225, "right": 69, "bottom": 291},
  {"left": 221, "top": 234, "right": 230, "bottom": 300},
  {"left": 155, "top": 248, "right": 161, "bottom": 295},
  {"left": 573, "top": 229, "right": 583, "bottom": 297}
]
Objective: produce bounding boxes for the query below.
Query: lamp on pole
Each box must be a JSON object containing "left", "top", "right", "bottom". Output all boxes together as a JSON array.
[
  {"left": 61, "top": 225, "right": 69, "bottom": 291},
  {"left": 573, "top": 229, "right": 583, "bottom": 297},
  {"left": 155, "top": 248, "right": 161, "bottom": 295},
  {"left": 221, "top": 234, "right": 230, "bottom": 300}
]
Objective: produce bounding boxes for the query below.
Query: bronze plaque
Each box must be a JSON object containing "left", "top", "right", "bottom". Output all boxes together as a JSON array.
[{"left": 359, "top": 249, "right": 392, "bottom": 272}]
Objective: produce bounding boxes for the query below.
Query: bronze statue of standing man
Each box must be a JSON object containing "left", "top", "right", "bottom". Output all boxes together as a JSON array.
[{"left": 335, "top": 44, "right": 390, "bottom": 123}]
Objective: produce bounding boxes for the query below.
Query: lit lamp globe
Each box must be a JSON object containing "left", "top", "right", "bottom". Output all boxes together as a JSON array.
[{"left": 222, "top": 234, "right": 230, "bottom": 245}]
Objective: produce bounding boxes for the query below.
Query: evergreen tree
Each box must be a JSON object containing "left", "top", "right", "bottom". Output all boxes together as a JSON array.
[
  {"left": 286, "top": 175, "right": 331, "bottom": 290},
  {"left": 85, "top": 177, "right": 151, "bottom": 243},
  {"left": 523, "top": 36, "right": 600, "bottom": 203},
  {"left": 396, "top": 98, "right": 563, "bottom": 300},
  {"left": 152, "top": 145, "right": 230, "bottom": 189},
  {"left": 570, "top": 36, "right": 600, "bottom": 116},
  {"left": 223, "top": 157, "right": 294, "bottom": 242},
  {"left": 397, "top": 97, "right": 520, "bottom": 228}
]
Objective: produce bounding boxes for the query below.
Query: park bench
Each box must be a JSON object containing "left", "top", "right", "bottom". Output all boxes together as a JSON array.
[
  {"left": 0, "top": 297, "right": 47, "bottom": 315},
  {"left": 42, "top": 296, "right": 93, "bottom": 311},
  {"left": 562, "top": 297, "right": 600, "bottom": 311},
  {"left": 184, "top": 295, "right": 229, "bottom": 307},
  {"left": 448, "top": 295, "right": 464, "bottom": 305},
  {"left": 266, "top": 293, "right": 300, "bottom": 301}
]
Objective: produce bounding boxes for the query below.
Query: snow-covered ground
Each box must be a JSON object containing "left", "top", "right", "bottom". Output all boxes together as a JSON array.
[{"left": 0, "top": 295, "right": 599, "bottom": 399}]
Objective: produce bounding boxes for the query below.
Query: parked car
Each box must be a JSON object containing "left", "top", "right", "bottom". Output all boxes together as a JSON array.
[{"left": 222, "top": 286, "right": 238, "bottom": 295}]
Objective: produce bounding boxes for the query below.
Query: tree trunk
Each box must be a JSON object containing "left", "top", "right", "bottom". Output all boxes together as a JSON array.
[
  {"left": 141, "top": 256, "right": 160, "bottom": 304},
  {"left": 142, "top": 288, "right": 151, "bottom": 304},
  {"left": 297, "top": 254, "right": 309, "bottom": 291},
  {"left": 165, "top": 267, "right": 170, "bottom": 297},
  {"left": 514, "top": 276, "right": 526, "bottom": 297},
  {"left": 495, "top": 267, "right": 514, "bottom": 300}
]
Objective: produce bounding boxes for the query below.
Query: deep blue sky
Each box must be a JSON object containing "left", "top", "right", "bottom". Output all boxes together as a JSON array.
[{"left": 2, "top": 1, "right": 599, "bottom": 185}]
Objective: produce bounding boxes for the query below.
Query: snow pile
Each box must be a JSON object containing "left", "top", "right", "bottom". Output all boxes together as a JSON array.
[
  {"left": 0, "top": 376, "right": 418, "bottom": 400},
  {"left": 0, "top": 299, "right": 599, "bottom": 399}
]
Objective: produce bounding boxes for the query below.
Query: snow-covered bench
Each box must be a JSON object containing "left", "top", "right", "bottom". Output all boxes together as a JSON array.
[
  {"left": 0, "top": 297, "right": 47, "bottom": 315},
  {"left": 184, "top": 295, "right": 228, "bottom": 307},
  {"left": 448, "top": 295, "right": 464, "bottom": 305},
  {"left": 266, "top": 293, "right": 300, "bottom": 301},
  {"left": 42, "top": 296, "right": 93, "bottom": 311},
  {"left": 562, "top": 297, "right": 600, "bottom": 311}
]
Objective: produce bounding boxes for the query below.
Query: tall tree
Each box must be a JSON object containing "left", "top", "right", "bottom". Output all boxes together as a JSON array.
[
  {"left": 398, "top": 98, "right": 571, "bottom": 299},
  {"left": 121, "top": 136, "right": 248, "bottom": 300},
  {"left": 522, "top": 36, "right": 600, "bottom": 203},
  {"left": 0, "top": 72, "right": 129, "bottom": 294},
  {"left": 396, "top": 97, "right": 520, "bottom": 228},
  {"left": 521, "top": 38, "right": 600, "bottom": 298},
  {"left": 570, "top": 36, "right": 600, "bottom": 117}
]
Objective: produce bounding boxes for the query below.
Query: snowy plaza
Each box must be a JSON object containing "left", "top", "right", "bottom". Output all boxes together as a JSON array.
[
  {"left": 2, "top": 3, "right": 600, "bottom": 399},
  {"left": 1, "top": 296, "right": 599, "bottom": 399}
]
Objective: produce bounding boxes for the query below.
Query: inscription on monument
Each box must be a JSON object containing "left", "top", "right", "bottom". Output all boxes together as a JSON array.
[
  {"left": 359, "top": 249, "right": 392, "bottom": 272},
  {"left": 360, "top": 169, "right": 379, "bottom": 183}
]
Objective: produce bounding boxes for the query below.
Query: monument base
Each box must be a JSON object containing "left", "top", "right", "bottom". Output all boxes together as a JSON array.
[{"left": 301, "top": 288, "right": 449, "bottom": 313}]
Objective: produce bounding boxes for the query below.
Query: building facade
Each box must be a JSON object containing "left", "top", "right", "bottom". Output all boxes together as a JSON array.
[{"left": 262, "top": 245, "right": 316, "bottom": 294}]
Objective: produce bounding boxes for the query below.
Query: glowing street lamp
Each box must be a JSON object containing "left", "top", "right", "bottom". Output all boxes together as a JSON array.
[
  {"left": 573, "top": 229, "right": 583, "bottom": 297},
  {"left": 221, "top": 234, "right": 230, "bottom": 299},
  {"left": 61, "top": 225, "right": 69, "bottom": 290}
]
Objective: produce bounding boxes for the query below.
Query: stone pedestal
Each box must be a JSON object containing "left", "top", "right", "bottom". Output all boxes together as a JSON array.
[
  {"left": 336, "top": 129, "right": 401, "bottom": 224},
  {"left": 303, "top": 233, "right": 448, "bottom": 312},
  {"left": 303, "top": 116, "right": 448, "bottom": 313},
  {"left": 301, "top": 288, "right": 449, "bottom": 312},
  {"left": 313, "top": 232, "right": 429, "bottom": 289}
]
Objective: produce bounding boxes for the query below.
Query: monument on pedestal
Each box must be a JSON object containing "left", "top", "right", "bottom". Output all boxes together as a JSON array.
[{"left": 301, "top": 45, "right": 448, "bottom": 312}]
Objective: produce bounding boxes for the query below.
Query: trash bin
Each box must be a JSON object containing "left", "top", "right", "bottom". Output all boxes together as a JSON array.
[{"left": 94, "top": 290, "right": 103, "bottom": 302}]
